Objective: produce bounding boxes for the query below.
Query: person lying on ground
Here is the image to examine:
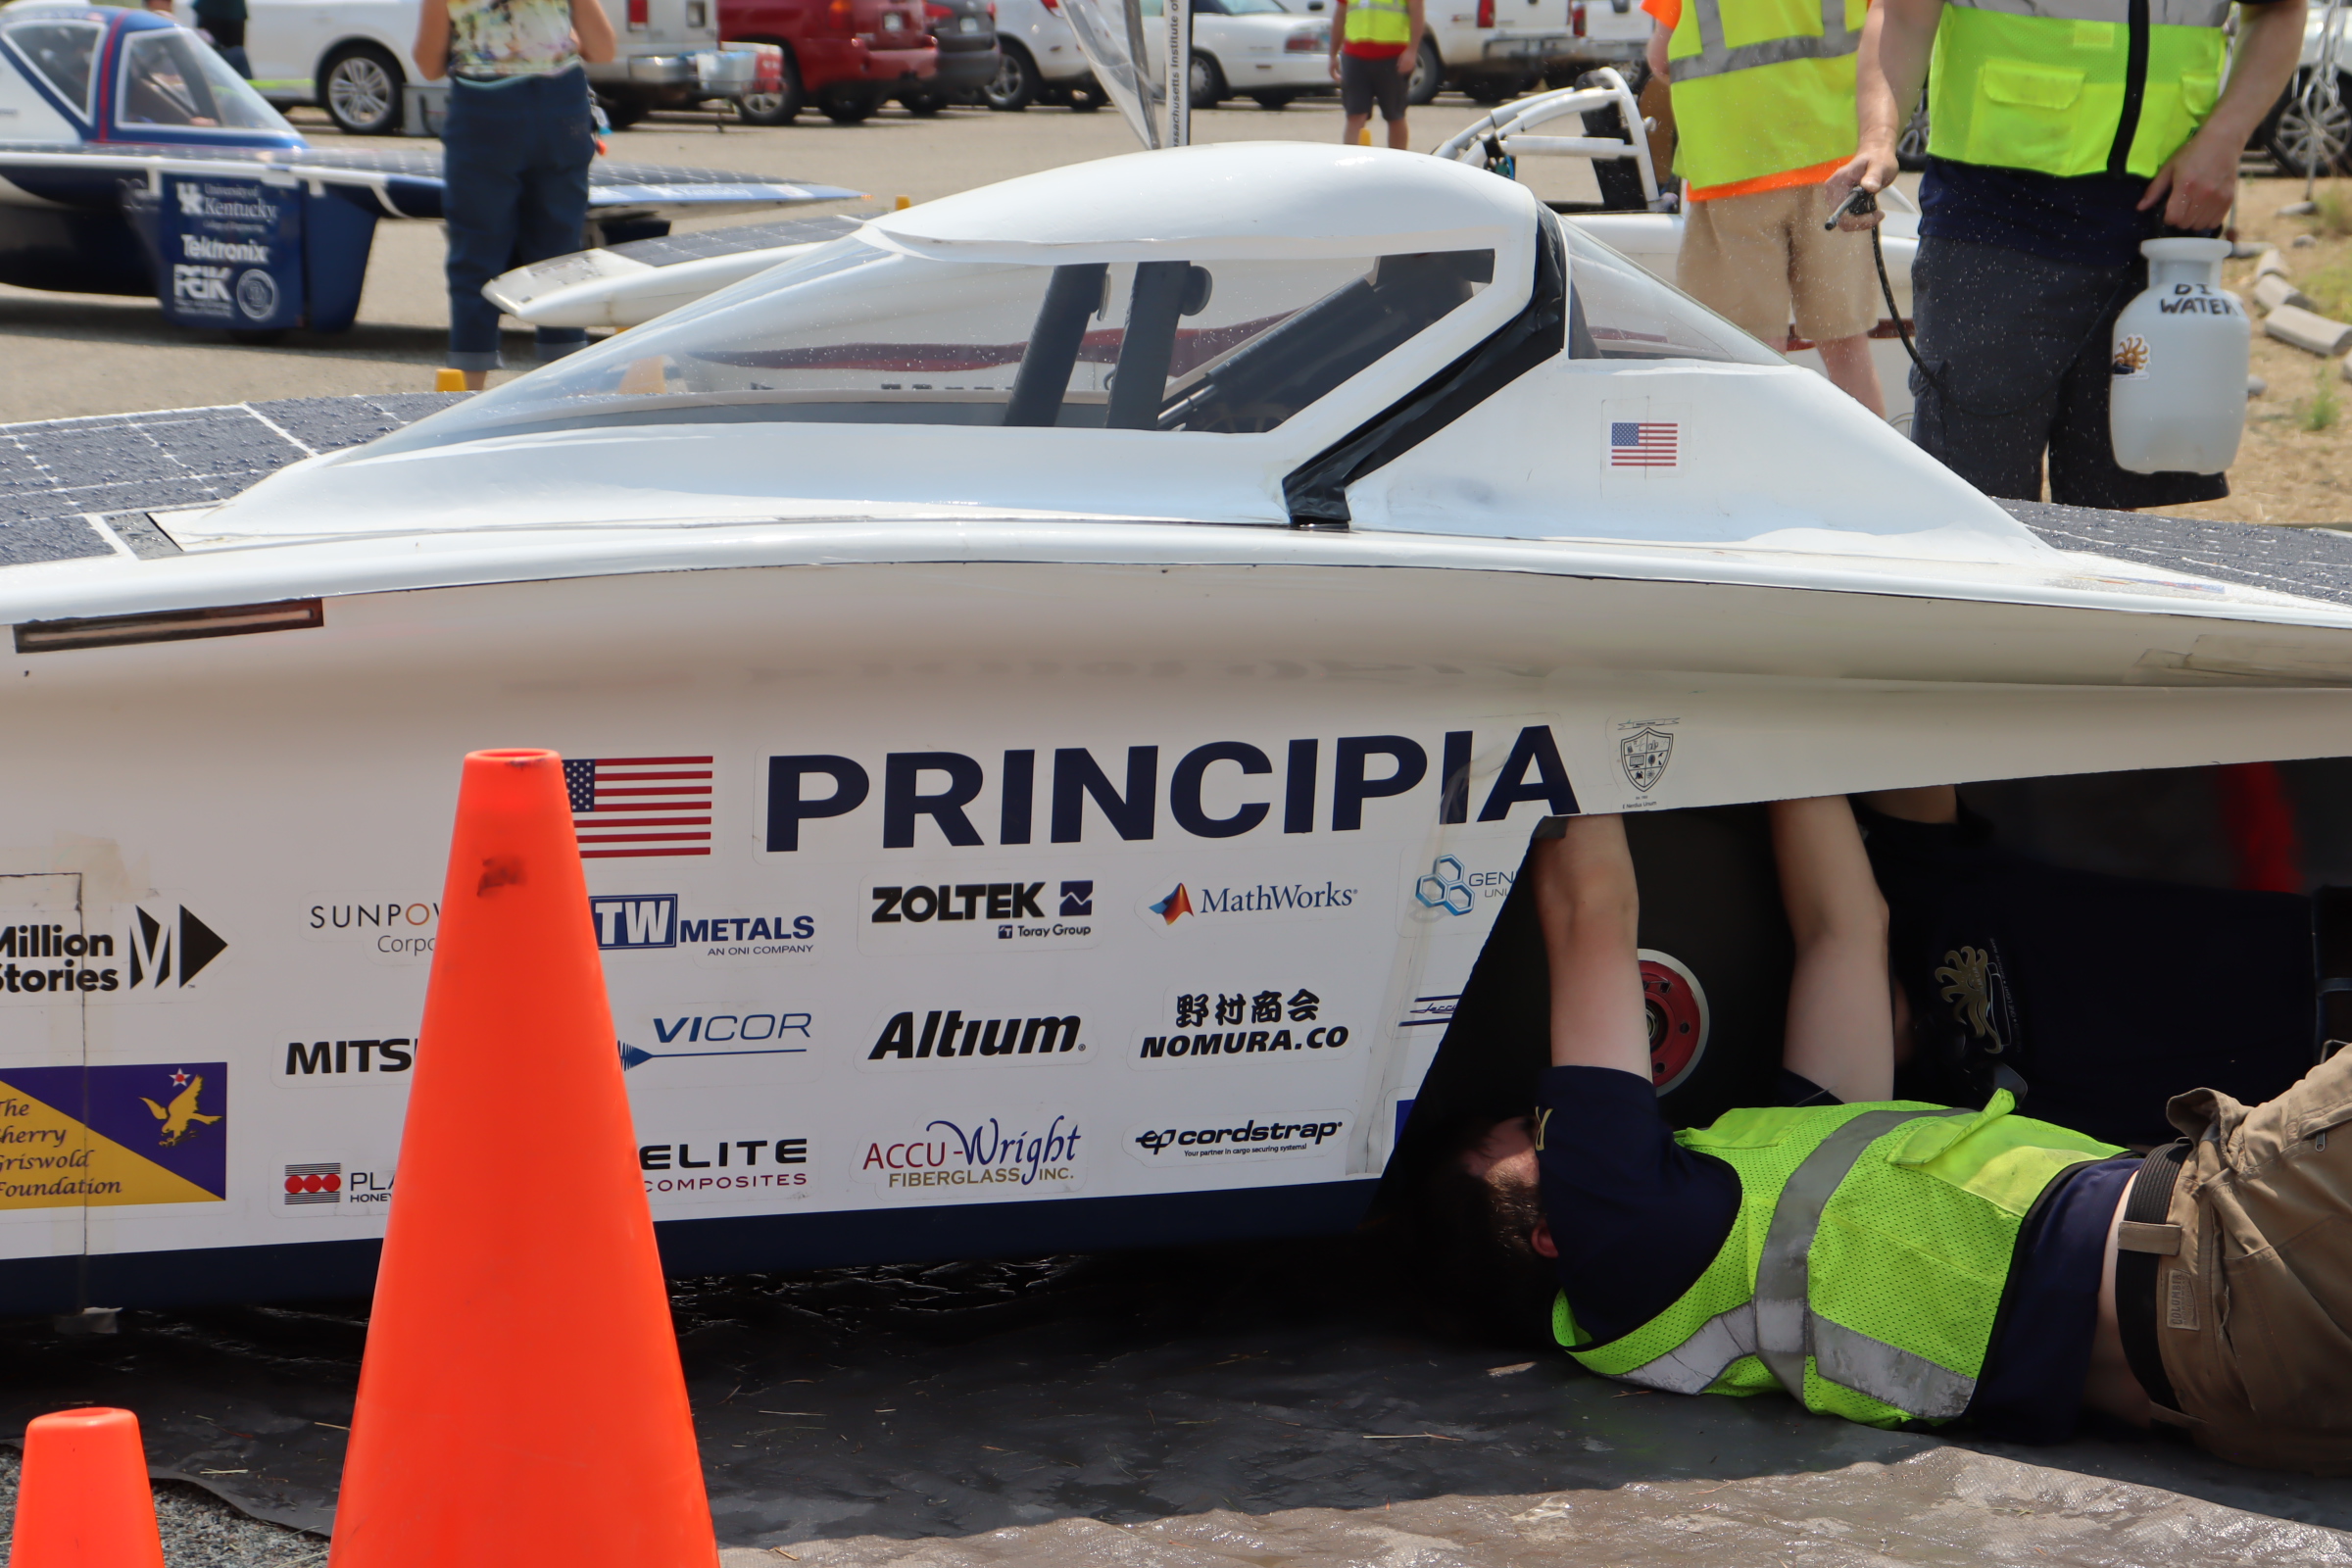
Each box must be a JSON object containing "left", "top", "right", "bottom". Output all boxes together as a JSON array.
[{"left": 1416, "top": 799, "right": 2352, "bottom": 1473}]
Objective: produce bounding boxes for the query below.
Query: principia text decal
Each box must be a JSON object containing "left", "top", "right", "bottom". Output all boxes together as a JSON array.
[
  {"left": 861, "top": 1116, "right": 1081, "bottom": 1193},
  {"left": 1127, "top": 1115, "right": 1348, "bottom": 1164},
  {"left": 764, "top": 726, "right": 1581, "bottom": 850}
]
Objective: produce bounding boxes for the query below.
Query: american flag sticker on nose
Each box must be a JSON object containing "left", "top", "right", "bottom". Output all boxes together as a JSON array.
[
  {"left": 1609, "top": 420, "right": 1679, "bottom": 466},
  {"left": 564, "top": 756, "right": 714, "bottom": 858}
]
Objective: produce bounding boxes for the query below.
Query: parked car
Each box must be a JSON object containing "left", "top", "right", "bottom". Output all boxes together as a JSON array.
[
  {"left": 2254, "top": 0, "right": 2352, "bottom": 174},
  {"left": 1138, "top": 0, "right": 1328, "bottom": 109},
  {"left": 1407, "top": 0, "right": 1573, "bottom": 104},
  {"left": 236, "top": 0, "right": 764, "bottom": 134},
  {"left": 987, "top": 0, "right": 1105, "bottom": 110},
  {"left": 903, "top": 0, "right": 995, "bottom": 111},
  {"left": 722, "top": 0, "right": 939, "bottom": 122}
]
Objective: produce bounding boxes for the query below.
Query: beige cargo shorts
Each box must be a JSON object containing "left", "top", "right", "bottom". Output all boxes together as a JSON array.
[
  {"left": 2155, "top": 1045, "right": 2352, "bottom": 1472},
  {"left": 1676, "top": 182, "right": 1882, "bottom": 348}
]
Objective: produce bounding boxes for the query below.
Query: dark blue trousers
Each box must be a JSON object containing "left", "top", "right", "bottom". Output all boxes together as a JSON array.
[{"left": 441, "top": 68, "right": 593, "bottom": 371}]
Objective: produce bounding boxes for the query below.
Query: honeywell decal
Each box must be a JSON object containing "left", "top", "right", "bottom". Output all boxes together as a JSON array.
[
  {"left": 764, "top": 726, "right": 1580, "bottom": 853},
  {"left": 863, "top": 1007, "right": 1091, "bottom": 1069},
  {"left": 638, "top": 1135, "right": 811, "bottom": 1201},
  {"left": 305, "top": 898, "right": 440, "bottom": 964},
  {"left": 1126, "top": 1113, "right": 1348, "bottom": 1166},
  {"left": 859, "top": 1115, "right": 1081, "bottom": 1196},
  {"left": 279, "top": 1161, "right": 395, "bottom": 1213}
]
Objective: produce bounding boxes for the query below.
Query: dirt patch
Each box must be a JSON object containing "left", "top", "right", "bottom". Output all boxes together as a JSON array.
[{"left": 2141, "top": 174, "right": 2352, "bottom": 527}]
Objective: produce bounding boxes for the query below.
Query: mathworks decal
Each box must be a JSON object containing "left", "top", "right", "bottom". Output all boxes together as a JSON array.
[{"left": 0, "top": 1063, "right": 226, "bottom": 1207}]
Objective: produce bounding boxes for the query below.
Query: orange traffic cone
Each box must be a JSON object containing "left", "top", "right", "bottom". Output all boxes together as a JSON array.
[
  {"left": 9, "top": 1408, "right": 167, "bottom": 1568},
  {"left": 327, "top": 750, "right": 714, "bottom": 1568}
]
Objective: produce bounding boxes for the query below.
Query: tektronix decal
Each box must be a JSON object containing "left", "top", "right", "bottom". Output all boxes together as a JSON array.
[{"left": 765, "top": 727, "right": 1579, "bottom": 851}]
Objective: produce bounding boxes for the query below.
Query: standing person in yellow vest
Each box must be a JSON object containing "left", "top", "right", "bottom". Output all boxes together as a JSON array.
[
  {"left": 1825, "top": 0, "right": 2305, "bottom": 507},
  {"left": 1329, "top": 0, "right": 1424, "bottom": 149},
  {"left": 1408, "top": 800, "right": 2352, "bottom": 1472},
  {"left": 1642, "top": 0, "right": 1886, "bottom": 414}
]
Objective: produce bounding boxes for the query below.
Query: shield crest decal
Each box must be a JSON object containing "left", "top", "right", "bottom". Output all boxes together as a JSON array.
[{"left": 1619, "top": 725, "right": 1674, "bottom": 794}]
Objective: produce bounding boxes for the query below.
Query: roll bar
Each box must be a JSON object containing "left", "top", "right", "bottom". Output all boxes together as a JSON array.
[{"left": 1429, "top": 69, "right": 1670, "bottom": 214}]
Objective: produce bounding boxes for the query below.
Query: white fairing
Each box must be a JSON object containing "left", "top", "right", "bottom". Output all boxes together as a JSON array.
[
  {"left": 197, "top": 146, "right": 1986, "bottom": 556},
  {"left": 6, "top": 143, "right": 2352, "bottom": 1302}
]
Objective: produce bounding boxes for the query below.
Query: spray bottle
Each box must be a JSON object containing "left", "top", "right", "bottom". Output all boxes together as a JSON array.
[{"left": 2110, "top": 237, "right": 2249, "bottom": 475}]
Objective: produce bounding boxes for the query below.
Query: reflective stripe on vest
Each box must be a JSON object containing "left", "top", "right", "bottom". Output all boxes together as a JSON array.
[
  {"left": 1345, "top": 0, "right": 1412, "bottom": 48},
  {"left": 1607, "top": 1107, "right": 1977, "bottom": 1416},
  {"left": 1668, "top": 0, "right": 1858, "bottom": 83},
  {"left": 1663, "top": 0, "right": 1864, "bottom": 192},
  {"left": 1944, "top": 0, "right": 2229, "bottom": 29}
]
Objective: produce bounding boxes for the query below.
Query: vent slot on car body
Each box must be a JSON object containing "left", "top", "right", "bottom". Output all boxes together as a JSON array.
[{"left": 15, "top": 598, "right": 324, "bottom": 654}]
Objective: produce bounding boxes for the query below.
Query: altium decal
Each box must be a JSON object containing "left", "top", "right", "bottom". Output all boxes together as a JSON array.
[{"left": 866, "top": 1009, "right": 1087, "bottom": 1063}]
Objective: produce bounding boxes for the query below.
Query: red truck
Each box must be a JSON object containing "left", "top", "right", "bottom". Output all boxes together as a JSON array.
[{"left": 722, "top": 0, "right": 942, "bottom": 122}]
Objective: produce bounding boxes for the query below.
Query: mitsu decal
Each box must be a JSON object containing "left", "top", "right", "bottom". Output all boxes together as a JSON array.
[{"left": 859, "top": 1115, "right": 1082, "bottom": 1196}]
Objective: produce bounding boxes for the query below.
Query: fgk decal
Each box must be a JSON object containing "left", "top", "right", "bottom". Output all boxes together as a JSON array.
[{"left": 765, "top": 726, "right": 1579, "bottom": 851}]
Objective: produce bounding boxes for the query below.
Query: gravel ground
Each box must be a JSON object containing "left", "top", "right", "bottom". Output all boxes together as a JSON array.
[{"left": 0, "top": 1446, "right": 326, "bottom": 1568}]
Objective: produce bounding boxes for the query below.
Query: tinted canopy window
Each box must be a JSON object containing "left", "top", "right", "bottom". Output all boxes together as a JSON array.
[
  {"left": 117, "top": 29, "right": 287, "bottom": 130},
  {"left": 1564, "top": 223, "right": 1781, "bottom": 366},
  {"left": 380, "top": 235, "right": 1498, "bottom": 447},
  {"left": 4, "top": 20, "right": 103, "bottom": 118}
]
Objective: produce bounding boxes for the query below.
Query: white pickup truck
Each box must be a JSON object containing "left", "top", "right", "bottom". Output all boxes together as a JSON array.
[
  {"left": 1404, "top": 0, "right": 1648, "bottom": 103},
  {"left": 230, "top": 0, "right": 765, "bottom": 134}
]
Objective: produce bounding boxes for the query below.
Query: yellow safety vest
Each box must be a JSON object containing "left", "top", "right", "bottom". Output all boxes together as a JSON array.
[
  {"left": 1663, "top": 0, "right": 1868, "bottom": 196},
  {"left": 1560, "top": 1094, "right": 2121, "bottom": 1427},
  {"left": 1927, "top": 0, "right": 2232, "bottom": 179},
  {"left": 1345, "top": 0, "right": 1413, "bottom": 49}
]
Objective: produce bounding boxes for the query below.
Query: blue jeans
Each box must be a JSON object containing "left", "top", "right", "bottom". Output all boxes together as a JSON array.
[{"left": 441, "top": 68, "right": 593, "bottom": 371}]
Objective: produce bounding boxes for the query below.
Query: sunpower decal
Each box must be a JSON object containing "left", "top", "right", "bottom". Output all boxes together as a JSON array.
[{"left": 765, "top": 726, "right": 1579, "bottom": 851}]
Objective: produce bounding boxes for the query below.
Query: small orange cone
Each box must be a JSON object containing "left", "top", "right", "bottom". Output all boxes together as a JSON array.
[
  {"left": 9, "top": 1408, "right": 167, "bottom": 1568},
  {"left": 327, "top": 750, "right": 714, "bottom": 1568}
]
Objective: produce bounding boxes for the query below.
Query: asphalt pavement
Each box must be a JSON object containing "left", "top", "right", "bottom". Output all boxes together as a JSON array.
[{"left": 0, "top": 97, "right": 1606, "bottom": 423}]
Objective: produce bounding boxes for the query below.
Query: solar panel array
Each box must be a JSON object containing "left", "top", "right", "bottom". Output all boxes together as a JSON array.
[
  {"left": 0, "top": 393, "right": 463, "bottom": 567},
  {"left": 606, "top": 213, "right": 865, "bottom": 268},
  {"left": 1, "top": 393, "right": 2349, "bottom": 611}
]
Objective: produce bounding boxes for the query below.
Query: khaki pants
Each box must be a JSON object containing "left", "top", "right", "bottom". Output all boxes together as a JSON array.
[
  {"left": 2158, "top": 1046, "right": 2352, "bottom": 1472},
  {"left": 1675, "top": 183, "right": 1881, "bottom": 347}
]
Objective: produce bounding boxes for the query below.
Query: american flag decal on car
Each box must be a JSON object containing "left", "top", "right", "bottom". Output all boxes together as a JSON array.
[
  {"left": 1609, "top": 421, "right": 1679, "bottom": 467},
  {"left": 564, "top": 757, "right": 713, "bottom": 858}
]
